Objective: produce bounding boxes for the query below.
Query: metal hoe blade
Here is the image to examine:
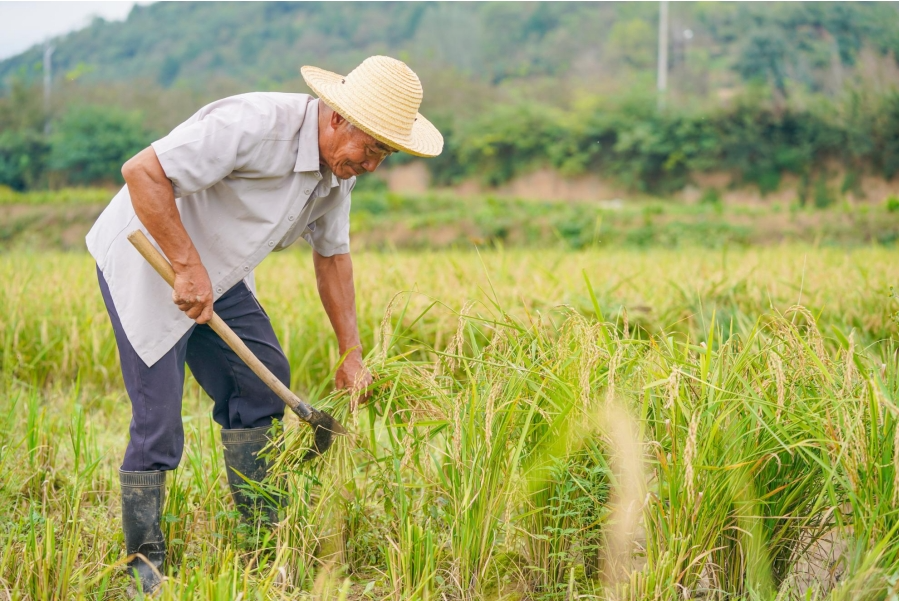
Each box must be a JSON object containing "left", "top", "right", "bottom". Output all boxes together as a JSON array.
[{"left": 301, "top": 407, "right": 348, "bottom": 461}]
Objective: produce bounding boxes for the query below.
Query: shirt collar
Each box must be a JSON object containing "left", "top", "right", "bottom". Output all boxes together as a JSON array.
[{"left": 294, "top": 98, "right": 340, "bottom": 191}]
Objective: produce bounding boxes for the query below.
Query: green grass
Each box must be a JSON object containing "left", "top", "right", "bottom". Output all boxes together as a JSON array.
[
  {"left": 1, "top": 246, "right": 898, "bottom": 599},
  {"left": 5, "top": 188, "right": 899, "bottom": 252},
  {"left": 0, "top": 186, "right": 115, "bottom": 206}
]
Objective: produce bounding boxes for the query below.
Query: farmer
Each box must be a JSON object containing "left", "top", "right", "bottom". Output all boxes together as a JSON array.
[{"left": 85, "top": 56, "right": 443, "bottom": 593}]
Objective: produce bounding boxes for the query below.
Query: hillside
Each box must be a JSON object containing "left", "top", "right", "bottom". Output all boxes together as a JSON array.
[
  {"left": 2, "top": 2, "right": 899, "bottom": 196},
  {"left": 0, "top": 2, "right": 617, "bottom": 94},
  {"left": 3, "top": 2, "right": 899, "bottom": 108}
]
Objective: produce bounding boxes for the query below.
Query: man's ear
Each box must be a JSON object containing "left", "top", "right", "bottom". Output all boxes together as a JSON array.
[{"left": 330, "top": 110, "right": 345, "bottom": 130}]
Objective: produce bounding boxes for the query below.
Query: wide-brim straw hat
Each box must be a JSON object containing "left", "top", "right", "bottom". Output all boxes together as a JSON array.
[{"left": 301, "top": 56, "right": 443, "bottom": 158}]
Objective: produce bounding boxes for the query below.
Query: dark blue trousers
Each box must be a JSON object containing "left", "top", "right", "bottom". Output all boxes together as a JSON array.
[{"left": 98, "top": 267, "right": 288, "bottom": 472}]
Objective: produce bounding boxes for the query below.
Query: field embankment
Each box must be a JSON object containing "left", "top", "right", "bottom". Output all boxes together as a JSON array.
[{"left": 4, "top": 187, "right": 899, "bottom": 252}]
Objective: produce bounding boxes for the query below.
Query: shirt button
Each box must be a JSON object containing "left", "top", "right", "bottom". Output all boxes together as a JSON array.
[
  {"left": 215, "top": 286, "right": 223, "bottom": 294},
  {"left": 288, "top": 215, "right": 295, "bottom": 221},
  {"left": 304, "top": 189, "right": 311, "bottom": 195},
  {"left": 243, "top": 266, "right": 250, "bottom": 272},
  {"left": 268, "top": 240, "right": 275, "bottom": 247}
]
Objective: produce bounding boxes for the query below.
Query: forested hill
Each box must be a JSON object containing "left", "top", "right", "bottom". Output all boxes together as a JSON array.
[
  {"left": 3, "top": 2, "right": 899, "bottom": 196},
  {"left": 0, "top": 2, "right": 609, "bottom": 88},
  {"left": 3, "top": 2, "right": 899, "bottom": 100}
]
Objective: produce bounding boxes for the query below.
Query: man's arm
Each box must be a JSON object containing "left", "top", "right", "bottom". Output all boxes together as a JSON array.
[
  {"left": 122, "top": 147, "right": 214, "bottom": 323},
  {"left": 312, "top": 250, "right": 373, "bottom": 399}
]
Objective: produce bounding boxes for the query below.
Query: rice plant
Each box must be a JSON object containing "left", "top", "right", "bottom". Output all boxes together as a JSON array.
[{"left": 0, "top": 246, "right": 897, "bottom": 599}]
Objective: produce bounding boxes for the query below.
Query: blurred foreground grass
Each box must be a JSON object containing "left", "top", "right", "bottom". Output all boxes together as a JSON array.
[{"left": 1, "top": 247, "right": 898, "bottom": 599}]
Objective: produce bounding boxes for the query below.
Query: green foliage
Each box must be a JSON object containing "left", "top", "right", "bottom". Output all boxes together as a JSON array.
[
  {"left": 0, "top": 129, "right": 49, "bottom": 191},
  {"left": 886, "top": 195, "right": 899, "bottom": 213},
  {"left": 813, "top": 175, "right": 836, "bottom": 209},
  {"left": 435, "top": 90, "right": 894, "bottom": 195},
  {"left": 699, "top": 188, "right": 721, "bottom": 205},
  {"left": 0, "top": 78, "right": 48, "bottom": 190},
  {"left": 722, "top": 3, "right": 899, "bottom": 95},
  {"left": 0, "top": 86, "right": 152, "bottom": 190},
  {"left": 48, "top": 105, "right": 151, "bottom": 185},
  {"left": 3, "top": 1, "right": 894, "bottom": 99},
  {"left": 458, "top": 101, "right": 566, "bottom": 186},
  {"left": 606, "top": 17, "right": 657, "bottom": 69},
  {"left": 1, "top": 3, "right": 899, "bottom": 193},
  {"left": 0, "top": 2, "right": 614, "bottom": 90}
]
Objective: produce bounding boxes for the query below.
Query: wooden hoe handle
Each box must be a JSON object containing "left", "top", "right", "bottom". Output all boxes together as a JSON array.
[{"left": 127, "top": 230, "right": 313, "bottom": 421}]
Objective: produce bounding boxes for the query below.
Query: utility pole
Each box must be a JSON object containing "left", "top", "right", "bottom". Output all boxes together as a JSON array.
[
  {"left": 43, "top": 41, "right": 55, "bottom": 134},
  {"left": 656, "top": 0, "right": 669, "bottom": 111}
]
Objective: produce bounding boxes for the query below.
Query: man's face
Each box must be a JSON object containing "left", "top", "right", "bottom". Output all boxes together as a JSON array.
[{"left": 322, "top": 111, "right": 396, "bottom": 180}]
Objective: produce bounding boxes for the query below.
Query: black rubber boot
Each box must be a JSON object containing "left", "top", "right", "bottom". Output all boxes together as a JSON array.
[
  {"left": 221, "top": 426, "right": 282, "bottom": 526},
  {"left": 120, "top": 470, "right": 166, "bottom": 595}
]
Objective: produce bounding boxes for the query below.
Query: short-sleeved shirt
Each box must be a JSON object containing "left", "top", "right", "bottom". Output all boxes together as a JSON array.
[{"left": 86, "top": 93, "right": 354, "bottom": 367}]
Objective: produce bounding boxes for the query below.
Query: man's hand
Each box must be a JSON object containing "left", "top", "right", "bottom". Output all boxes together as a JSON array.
[
  {"left": 335, "top": 349, "right": 373, "bottom": 403},
  {"left": 172, "top": 262, "right": 214, "bottom": 324}
]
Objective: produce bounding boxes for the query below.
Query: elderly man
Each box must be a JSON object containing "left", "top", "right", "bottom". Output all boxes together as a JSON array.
[{"left": 86, "top": 55, "right": 442, "bottom": 593}]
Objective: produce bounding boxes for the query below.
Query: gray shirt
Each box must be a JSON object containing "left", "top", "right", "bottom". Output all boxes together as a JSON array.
[{"left": 86, "top": 93, "right": 354, "bottom": 367}]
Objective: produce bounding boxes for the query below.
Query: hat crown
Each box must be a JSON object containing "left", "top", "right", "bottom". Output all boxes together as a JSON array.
[{"left": 344, "top": 56, "right": 422, "bottom": 134}]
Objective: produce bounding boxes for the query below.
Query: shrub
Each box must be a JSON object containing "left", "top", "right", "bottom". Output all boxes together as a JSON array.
[
  {"left": 813, "top": 177, "right": 836, "bottom": 209},
  {"left": 0, "top": 129, "right": 49, "bottom": 191},
  {"left": 700, "top": 188, "right": 722, "bottom": 205},
  {"left": 48, "top": 105, "right": 151, "bottom": 186}
]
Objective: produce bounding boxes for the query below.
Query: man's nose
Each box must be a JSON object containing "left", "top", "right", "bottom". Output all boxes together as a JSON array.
[{"left": 361, "top": 158, "right": 382, "bottom": 173}]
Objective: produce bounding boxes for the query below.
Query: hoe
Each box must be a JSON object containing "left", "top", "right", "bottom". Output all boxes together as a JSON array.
[{"left": 128, "top": 229, "right": 347, "bottom": 460}]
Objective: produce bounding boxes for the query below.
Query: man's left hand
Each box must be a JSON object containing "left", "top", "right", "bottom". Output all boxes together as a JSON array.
[{"left": 335, "top": 349, "right": 373, "bottom": 406}]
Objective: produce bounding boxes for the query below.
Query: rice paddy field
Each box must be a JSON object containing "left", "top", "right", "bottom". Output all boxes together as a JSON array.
[{"left": 2, "top": 245, "right": 899, "bottom": 600}]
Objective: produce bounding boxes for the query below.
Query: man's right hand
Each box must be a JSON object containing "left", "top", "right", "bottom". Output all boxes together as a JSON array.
[{"left": 172, "top": 262, "right": 214, "bottom": 324}]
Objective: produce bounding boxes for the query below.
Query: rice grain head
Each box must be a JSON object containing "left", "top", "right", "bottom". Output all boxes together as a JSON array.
[
  {"left": 665, "top": 367, "right": 679, "bottom": 411},
  {"left": 770, "top": 351, "right": 786, "bottom": 422},
  {"left": 684, "top": 413, "right": 699, "bottom": 505},
  {"left": 378, "top": 292, "right": 402, "bottom": 360}
]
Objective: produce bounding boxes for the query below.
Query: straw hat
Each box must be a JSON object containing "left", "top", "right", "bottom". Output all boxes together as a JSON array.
[{"left": 301, "top": 56, "right": 443, "bottom": 158}]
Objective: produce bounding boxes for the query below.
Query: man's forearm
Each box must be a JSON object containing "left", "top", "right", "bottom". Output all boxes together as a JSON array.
[
  {"left": 123, "top": 147, "right": 200, "bottom": 270},
  {"left": 313, "top": 251, "right": 362, "bottom": 355},
  {"left": 122, "top": 146, "right": 213, "bottom": 323}
]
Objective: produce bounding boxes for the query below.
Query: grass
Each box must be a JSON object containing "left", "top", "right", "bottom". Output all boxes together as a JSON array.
[
  {"left": 0, "top": 245, "right": 898, "bottom": 599},
  {"left": 0, "top": 186, "right": 115, "bottom": 206},
  {"left": 4, "top": 188, "right": 899, "bottom": 251}
]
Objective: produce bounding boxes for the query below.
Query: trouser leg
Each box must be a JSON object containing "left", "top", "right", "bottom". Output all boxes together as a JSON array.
[
  {"left": 98, "top": 265, "right": 191, "bottom": 472},
  {"left": 185, "top": 281, "right": 288, "bottom": 523},
  {"left": 185, "top": 280, "right": 288, "bottom": 430}
]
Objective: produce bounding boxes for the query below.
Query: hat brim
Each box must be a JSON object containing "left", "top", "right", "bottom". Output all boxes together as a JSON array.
[{"left": 301, "top": 65, "right": 443, "bottom": 158}]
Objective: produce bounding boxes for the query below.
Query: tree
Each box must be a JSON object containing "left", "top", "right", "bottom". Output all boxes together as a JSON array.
[
  {"left": 0, "top": 129, "right": 49, "bottom": 190},
  {"left": 606, "top": 18, "right": 657, "bottom": 70},
  {"left": 48, "top": 105, "right": 150, "bottom": 185},
  {"left": 0, "top": 78, "right": 48, "bottom": 190}
]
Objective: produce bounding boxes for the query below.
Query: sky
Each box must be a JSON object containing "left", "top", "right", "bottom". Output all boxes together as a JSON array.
[{"left": 0, "top": 1, "right": 143, "bottom": 61}]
